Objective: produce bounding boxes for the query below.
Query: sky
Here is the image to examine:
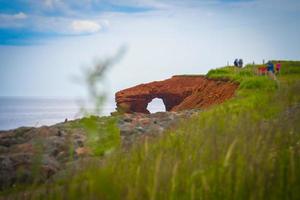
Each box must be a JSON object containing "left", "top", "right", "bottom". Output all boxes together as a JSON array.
[{"left": 0, "top": 0, "right": 300, "bottom": 103}]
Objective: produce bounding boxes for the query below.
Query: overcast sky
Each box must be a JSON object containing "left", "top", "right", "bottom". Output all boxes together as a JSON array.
[{"left": 0, "top": 0, "right": 300, "bottom": 101}]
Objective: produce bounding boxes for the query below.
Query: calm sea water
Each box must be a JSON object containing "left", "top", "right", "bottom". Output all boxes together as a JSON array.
[
  {"left": 0, "top": 97, "right": 116, "bottom": 130},
  {"left": 0, "top": 97, "right": 166, "bottom": 131}
]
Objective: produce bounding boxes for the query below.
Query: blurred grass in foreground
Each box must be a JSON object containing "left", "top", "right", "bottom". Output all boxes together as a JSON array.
[{"left": 3, "top": 61, "right": 300, "bottom": 200}]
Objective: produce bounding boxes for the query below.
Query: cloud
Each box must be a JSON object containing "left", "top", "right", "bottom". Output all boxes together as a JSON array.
[
  {"left": 44, "top": 0, "right": 55, "bottom": 8},
  {"left": 12, "top": 12, "right": 28, "bottom": 19},
  {"left": 0, "top": 12, "right": 28, "bottom": 20},
  {"left": 101, "top": 19, "right": 110, "bottom": 27},
  {"left": 1, "top": 0, "right": 299, "bottom": 45},
  {"left": 71, "top": 20, "right": 102, "bottom": 34},
  {"left": 0, "top": 12, "right": 28, "bottom": 28}
]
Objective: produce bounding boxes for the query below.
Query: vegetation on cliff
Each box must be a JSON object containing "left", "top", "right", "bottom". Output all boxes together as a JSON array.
[{"left": 2, "top": 61, "right": 300, "bottom": 199}]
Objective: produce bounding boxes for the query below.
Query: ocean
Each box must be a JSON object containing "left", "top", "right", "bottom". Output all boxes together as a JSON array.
[
  {"left": 0, "top": 97, "right": 116, "bottom": 131},
  {"left": 0, "top": 97, "right": 166, "bottom": 131}
]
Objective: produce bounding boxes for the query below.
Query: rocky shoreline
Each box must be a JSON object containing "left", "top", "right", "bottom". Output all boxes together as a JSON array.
[{"left": 0, "top": 109, "right": 200, "bottom": 189}]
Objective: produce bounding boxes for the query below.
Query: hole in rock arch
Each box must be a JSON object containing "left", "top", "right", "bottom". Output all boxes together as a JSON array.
[{"left": 147, "top": 98, "right": 166, "bottom": 113}]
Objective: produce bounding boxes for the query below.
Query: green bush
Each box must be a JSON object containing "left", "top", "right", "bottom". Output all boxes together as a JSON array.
[{"left": 80, "top": 116, "right": 120, "bottom": 156}]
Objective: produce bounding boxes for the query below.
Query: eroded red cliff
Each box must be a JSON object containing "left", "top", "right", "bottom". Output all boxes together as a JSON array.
[{"left": 115, "top": 75, "right": 238, "bottom": 114}]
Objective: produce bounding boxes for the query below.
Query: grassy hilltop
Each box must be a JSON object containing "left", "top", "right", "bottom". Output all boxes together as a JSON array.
[{"left": 2, "top": 61, "right": 300, "bottom": 200}]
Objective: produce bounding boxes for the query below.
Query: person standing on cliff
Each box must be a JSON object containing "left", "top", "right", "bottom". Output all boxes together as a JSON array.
[
  {"left": 275, "top": 61, "right": 282, "bottom": 75},
  {"left": 238, "top": 59, "right": 243, "bottom": 68},
  {"left": 234, "top": 59, "right": 238, "bottom": 67},
  {"left": 266, "top": 61, "right": 276, "bottom": 80},
  {"left": 267, "top": 61, "right": 274, "bottom": 73}
]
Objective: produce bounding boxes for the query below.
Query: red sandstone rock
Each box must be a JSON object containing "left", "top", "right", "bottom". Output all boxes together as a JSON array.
[
  {"left": 75, "top": 147, "right": 91, "bottom": 156},
  {"left": 115, "top": 75, "right": 238, "bottom": 114}
]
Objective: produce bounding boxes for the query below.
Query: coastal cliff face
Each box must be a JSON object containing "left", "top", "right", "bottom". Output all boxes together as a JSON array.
[{"left": 115, "top": 75, "right": 239, "bottom": 114}]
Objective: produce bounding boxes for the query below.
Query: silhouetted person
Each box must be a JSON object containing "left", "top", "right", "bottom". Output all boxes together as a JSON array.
[
  {"left": 238, "top": 59, "right": 243, "bottom": 68},
  {"left": 234, "top": 59, "right": 238, "bottom": 67},
  {"left": 233, "top": 58, "right": 239, "bottom": 67}
]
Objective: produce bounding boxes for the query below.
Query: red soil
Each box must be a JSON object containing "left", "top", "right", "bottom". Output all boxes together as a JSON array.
[{"left": 115, "top": 75, "right": 239, "bottom": 114}]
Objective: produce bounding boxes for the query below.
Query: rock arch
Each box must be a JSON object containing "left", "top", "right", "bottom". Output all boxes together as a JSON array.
[
  {"left": 147, "top": 98, "right": 166, "bottom": 113},
  {"left": 115, "top": 75, "right": 238, "bottom": 114}
]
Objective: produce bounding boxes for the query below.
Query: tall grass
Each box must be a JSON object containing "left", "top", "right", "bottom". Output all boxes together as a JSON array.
[{"left": 3, "top": 61, "right": 300, "bottom": 200}]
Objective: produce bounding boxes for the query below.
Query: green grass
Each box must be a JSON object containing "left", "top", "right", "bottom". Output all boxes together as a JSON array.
[
  {"left": 54, "top": 115, "right": 120, "bottom": 156},
  {"left": 2, "top": 61, "right": 300, "bottom": 200},
  {"left": 79, "top": 116, "right": 120, "bottom": 156}
]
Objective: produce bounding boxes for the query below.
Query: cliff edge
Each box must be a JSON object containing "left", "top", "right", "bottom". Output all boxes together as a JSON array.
[{"left": 115, "top": 75, "right": 239, "bottom": 113}]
